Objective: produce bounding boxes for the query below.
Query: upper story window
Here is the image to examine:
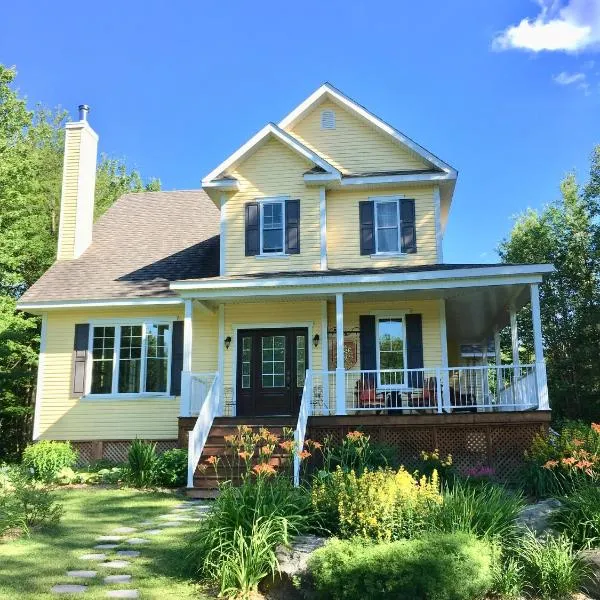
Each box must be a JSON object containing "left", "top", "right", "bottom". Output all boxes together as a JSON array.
[
  {"left": 375, "top": 200, "right": 401, "bottom": 254},
  {"left": 260, "top": 201, "right": 285, "bottom": 254},
  {"left": 89, "top": 322, "right": 171, "bottom": 396}
]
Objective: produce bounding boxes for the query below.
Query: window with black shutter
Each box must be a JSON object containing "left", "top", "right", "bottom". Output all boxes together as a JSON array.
[
  {"left": 360, "top": 197, "right": 417, "bottom": 255},
  {"left": 245, "top": 198, "right": 301, "bottom": 256}
]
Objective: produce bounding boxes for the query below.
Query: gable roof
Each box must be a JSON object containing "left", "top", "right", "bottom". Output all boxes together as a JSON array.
[
  {"left": 202, "top": 122, "right": 340, "bottom": 187},
  {"left": 18, "top": 190, "right": 220, "bottom": 307},
  {"left": 279, "top": 83, "right": 457, "bottom": 178}
]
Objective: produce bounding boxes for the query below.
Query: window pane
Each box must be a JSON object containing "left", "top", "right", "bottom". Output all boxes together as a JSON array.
[
  {"left": 242, "top": 337, "right": 252, "bottom": 389},
  {"left": 296, "top": 336, "right": 306, "bottom": 388},
  {"left": 145, "top": 324, "right": 169, "bottom": 393},
  {"left": 118, "top": 325, "right": 142, "bottom": 393},
  {"left": 378, "top": 318, "right": 404, "bottom": 386},
  {"left": 91, "top": 327, "right": 115, "bottom": 394},
  {"left": 261, "top": 335, "right": 285, "bottom": 388},
  {"left": 263, "top": 229, "right": 283, "bottom": 252},
  {"left": 262, "top": 202, "right": 284, "bottom": 253},
  {"left": 377, "top": 202, "right": 398, "bottom": 228},
  {"left": 378, "top": 228, "right": 399, "bottom": 252}
]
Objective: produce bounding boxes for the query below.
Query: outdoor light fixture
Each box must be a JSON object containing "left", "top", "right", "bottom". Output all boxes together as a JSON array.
[
  {"left": 224, "top": 336, "right": 232, "bottom": 349},
  {"left": 313, "top": 334, "right": 320, "bottom": 348}
]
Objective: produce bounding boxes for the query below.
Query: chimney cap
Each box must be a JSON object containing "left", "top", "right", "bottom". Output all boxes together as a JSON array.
[{"left": 78, "top": 104, "right": 90, "bottom": 122}]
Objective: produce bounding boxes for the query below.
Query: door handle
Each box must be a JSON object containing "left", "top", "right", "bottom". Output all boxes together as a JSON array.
[{"left": 286, "top": 371, "right": 291, "bottom": 387}]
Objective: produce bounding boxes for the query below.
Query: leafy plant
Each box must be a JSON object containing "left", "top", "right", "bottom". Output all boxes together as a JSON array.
[
  {"left": 307, "top": 532, "right": 494, "bottom": 600},
  {"left": 154, "top": 448, "right": 188, "bottom": 488},
  {"left": 491, "top": 555, "right": 524, "bottom": 600},
  {"left": 418, "top": 449, "right": 455, "bottom": 483},
  {"left": 21, "top": 441, "right": 78, "bottom": 483},
  {"left": 431, "top": 479, "right": 524, "bottom": 544},
  {"left": 551, "top": 483, "right": 600, "bottom": 549},
  {"left": 126, "top": 439, "right": 157, "bottom": 488}
]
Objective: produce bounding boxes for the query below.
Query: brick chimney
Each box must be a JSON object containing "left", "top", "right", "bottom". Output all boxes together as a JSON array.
[{"left": 56, "top": 105, "right": 98, "bottom": 260}]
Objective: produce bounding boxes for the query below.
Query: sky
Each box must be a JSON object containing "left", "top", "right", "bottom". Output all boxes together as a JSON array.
[{"left": 2, "top": 0, "right": 600, "bottom": 264}]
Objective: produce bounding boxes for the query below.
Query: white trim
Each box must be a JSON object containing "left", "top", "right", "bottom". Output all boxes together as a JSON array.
[
  {"left": 319, "top": 187, "right": 327, "bottom": 270},
  {"left": 439, "top": 299, "right": 451, "bottom": 412},
  {"left": 32, "top": 313, "right": 48, "bottom": 441},
  {"left": 87, "top": 317, "right": 178, "bottom": 326},
  {"left": 335, "top": 293, "right": 346, "bottom": 415},
  {"left": 17, "top": 297, "right": 183, "bottom": 312},
  {"left": 202, "top": 123, "right": 340, "bottom": 186},
  {"left": 202, "top": 179, "right": 239, "bottom": 191},
  {"left": 217, "top": 304, "right": 225, "bottom": 411},
  {"left": 341, "top": 172, "right": 454, "bottom": 186},
  {"left": 321, "top": 300, "right": 329, "bottom": 410},
  {"left": 373, "top": 197, "right": 402, "bottom": 255},
  {"left": 433, "top": 185, "right": 443, "bottom": 262},
  {"left": 374, "top": 313, "right": 408, "bottom": 390},
  {"left": 304, "top": 173, "right": 340, "bottom": 184},
  {"left": 183, "top": 300, "right": 193, "bottom": 372},
  {"left": 81, "top": 395, "right": 176, "bottom": 401},
  {"left": 219, "top": 194, "right": 227, "bottom": 276},
  {"left": 278, "top": 83, "right": 457, "bottom": 177}
]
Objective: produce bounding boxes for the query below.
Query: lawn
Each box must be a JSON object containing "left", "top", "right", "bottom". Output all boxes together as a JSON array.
[{"left": 0, "top": 487, "right": 211, "bottom": 600}]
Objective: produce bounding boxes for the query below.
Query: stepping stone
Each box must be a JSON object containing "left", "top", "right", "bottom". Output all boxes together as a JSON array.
[
  {"left": 138, "top": 521, "right": 153, "bottom": 526},
  {"left": 143, "top": 529, "right": 162, "bottom": 535},
  {"left": 51, "top": 584, "right": 87, "bottom": 593},
  {"left": 113, "top": 527, "right": 136, "bottom": 534},
  {"left": 97, "top": 536, "right": 122, "bottom": 542},
  {"left": 67, "top": 570, "right": 97, "bottom": 578},
  {"left": 125, "top": 538, "right": 149, "bottom": 545},
  {"left": 102, "top": 560, "right": 130, "bottom": 569},
  {"left": 170, "top": 507, "right": 193, "bottom": 512},
  {"left": 95, "top": 544, "right": 119, "bottom": 550},
  {"left": 161, "top": 522, "right": 181, "bottom": 527},
  {"left": 116, "top": 550, "right": 140, "bottom": 558},
  {"left": 80, "top": 553, "right": 107, "bottom": 561},
  {"left": 168, "top": 515, "right": 194, "bottom": 521},
  {"left": 103, "top": 574, "right": 132, "bottom": 584},
  {"left": 158, "top": 514, "right": 176, "bottom": 520},
  {"left": 106, "top": 591, "right": 139, "bottom": 598}
]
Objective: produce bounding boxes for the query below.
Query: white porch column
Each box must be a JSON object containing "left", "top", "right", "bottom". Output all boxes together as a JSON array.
[
  {"left": 509, "top": 303, "right": 521, "bottom": 407},
  {"left": 438, "top": 299, "right": 451, "bottom": 413},
  {"left": 217, "top": 303, "right": 225, "bottom": 414},
  {"left": 179, "top": 299, "right": 193, "bottom": 417},
  {"left": 321, "top": 300, "right": 330, "bottom": 413},
  {"left": 319, "top": 186, "right": 327, "bottom": 271},
  {"left": 481, "top": 337, "right": 490, "bottom": 408},
  {"left": 335, "top": 293, "right": 346, "bottom": 415},
  {"left": 494, "top": 327, "right": 502, "bottom": 399},
  {"left": 530, "top": 283, "right": 549, "bottom": 410}
]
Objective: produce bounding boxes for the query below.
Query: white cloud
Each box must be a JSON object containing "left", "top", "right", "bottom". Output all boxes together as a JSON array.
[
  {"left": 553, "top": 71, "right": 586, "bottom": 83},
  {"left": 493, "top": 0, "right": 600, "bottom": 52}
]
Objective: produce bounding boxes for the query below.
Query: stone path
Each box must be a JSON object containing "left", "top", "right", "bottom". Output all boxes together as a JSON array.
[{"left": 50, "top": 499, "right": 209, "bottom": 596}]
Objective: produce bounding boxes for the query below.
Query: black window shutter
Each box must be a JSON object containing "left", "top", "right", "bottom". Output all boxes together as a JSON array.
[
  {"left": 285, "top": 199, "right": 300, "bottom": 254},
  {"left": 245, "top": 202, "right": 259, "bottom": 256},
  {"left": 359, "top": 315, "right": 377, "bottom": 370},
  {"left": 400, "top": 199, "right": 417, "bottom": 254},
  {"left": 72, "top": 324, "right": 89, "bottom": 396},
  {"left": 170, "top": 321, "right": 184, "bottom": 396},
  {"left": 405, "top": 313, "right": 424, "bottom": 388},
  {"left": 359, "top": 201, "right": 375, "bottom": 255}
]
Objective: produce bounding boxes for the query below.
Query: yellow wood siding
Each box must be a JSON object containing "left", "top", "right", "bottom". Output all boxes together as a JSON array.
[
  {"left": 225, "top": 137, "right": 321, "bottom": 275},
  {"left": 287, "top": 100, "right": 430, "bottom": 174},
  {"left": 327, "top": 186, "right": 439, "bottom": 269},
  {"left": 56, "top": 134, "right": 81, "bottom": 261},
  {"left": 39, "top": 306, "right": 184, "bottom": 441}
]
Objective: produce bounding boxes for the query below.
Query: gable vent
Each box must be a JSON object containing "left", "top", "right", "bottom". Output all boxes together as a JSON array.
[{"left": 320, "top": 110, "right": 336, "bottom": 130}]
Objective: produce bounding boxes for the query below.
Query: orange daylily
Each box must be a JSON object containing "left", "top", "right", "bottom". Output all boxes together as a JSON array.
[
  {"left": 253, "top": 463, "right": 276, "bottom": 476},
  {"left": 346, "top": 430, "right": 364, "bottom": 441},
  {"left": 238, "top": 451, "right": 251, "bottom": 460},
  {"left": 298, "top": 450, "right": 311, "bottom": 460},
  {"left": 543, "top": 460, "right": 559, "bottom": 469}
]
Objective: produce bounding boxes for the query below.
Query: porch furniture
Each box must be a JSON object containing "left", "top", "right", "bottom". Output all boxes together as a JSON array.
[{"left": 355, "top": 377, "right": 386, "bottom": 413}]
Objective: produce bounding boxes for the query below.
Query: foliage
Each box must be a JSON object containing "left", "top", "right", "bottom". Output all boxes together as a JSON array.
[
  {"left": 21, "top": 440, "right": 77, "bottom": 483},
  {"left": 312, "top": 466, "right": 441, "bottom": 541},
  {"left": 154, "top": 448, "right": 188, "bottom": 488},
  {"left": 418, "top": 449, "right": 455, "bottom": 483},
  {"left": 0, "top": 64, "right": 161, "bottom": 461},
  {"left": 491, "top": 555, "right": 524, "bottom": 600},
  {"left": 551, "top": 483, "right": 600, "bottom": 549},
  {"left": 53, "top": 465, "right": 124, "bottom": 485},
  {"left": 307, "top": 533, "right": 494, "bottom": 600},
  {"left": 513, "top": 531, "right": 589, "bottom": 600},
  {"left": 499, "top": 147, "right": 600, "bottom": 422},
  {"left": 126, "top": 439, "right": 157, "bottom": 488},
  {"left": 318, "top": 430, "right": 394, "bottom": 473},
  {"left": 431, "top": 479, "right": 524, "bottom": 544},
  {"left": 520, "top": 421, "right": 600, "bottom": 498},
  {"left": 0, "top": 466, "right": 63, "bottom": 536}
]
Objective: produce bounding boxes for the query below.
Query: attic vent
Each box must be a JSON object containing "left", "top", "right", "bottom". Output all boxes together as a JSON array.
[{"left": 320, "top": 110, "right": 336, "bottom": 130}]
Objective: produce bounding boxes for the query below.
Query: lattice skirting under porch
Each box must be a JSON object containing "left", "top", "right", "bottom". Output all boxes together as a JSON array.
[
  {"left": 306, "top": 412, "right": 551, "bottom": 480},
  {"left": 70, "top": 439, "right": 178, "bottom": 466}
]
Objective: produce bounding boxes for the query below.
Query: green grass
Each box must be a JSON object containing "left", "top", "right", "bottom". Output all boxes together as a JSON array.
[{"left": 0, "top": 487, "right": 212, "bottom": 600}]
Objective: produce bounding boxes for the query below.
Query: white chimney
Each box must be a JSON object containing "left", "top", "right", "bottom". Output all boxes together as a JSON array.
[{"left": 56, "top": 105, "right": 98, "bottom": 260}]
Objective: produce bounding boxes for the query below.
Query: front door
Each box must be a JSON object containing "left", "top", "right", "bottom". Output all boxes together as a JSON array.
[{"left": 236, "top": 328, "right": 308, "bottom": 416}]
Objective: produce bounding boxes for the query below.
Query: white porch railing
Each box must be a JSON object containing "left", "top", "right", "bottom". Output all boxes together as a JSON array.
[
  {"left": 293, "top": 370, "right": 312, "bottom": 487},
  {"left": 186, "top": 372, "right": 220, "bottom": 488},
  {"left": 310, "top": 364, "right": 540, "bottom": 415}
]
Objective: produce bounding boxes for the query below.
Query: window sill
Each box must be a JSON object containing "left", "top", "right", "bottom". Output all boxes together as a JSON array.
[
  {"left": 81, "top": 394, "right": 176, "bottom": 401},
  {"left": 255, "top": 253, "right": 290, "bottom": 259},
  {"left": 370, "top": 252, "right": 405, "bottom": 258}
]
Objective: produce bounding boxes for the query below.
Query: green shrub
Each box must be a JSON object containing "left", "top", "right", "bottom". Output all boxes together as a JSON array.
[
  {"left": 418, "top": 449, "right": 455, "bottom": 483},
  {"left": 97, "top": 467, "right": 124, "bottom": 484},
  {"left": 491, "top": 555, "right": 524, "bottom": 600},
  {"left": 307, "top": 532, "right": 494, "bottom": 600},
  {"left": 431, "top": 479, "right": 524, "bottom": 543},
  {"left": 154, "top": 448, "right": 187, "bottom": 487},
  {"left": 21, "top": 441, "right": 78, "bottom": 483},
  {"left": 312, "top": 466, "right": 441, "bottom": 540},
  {"left": 515, "top": 531, "right": 589, "bottom": 600},
  {"left": 126, "top": 439, "right": 157, "bottom": 488},
  {"left": 319, "top": 430, "right": 392, "bottom": 473},
  {"left": 551, "top": 483, "right": 600, "bottom": 549}
]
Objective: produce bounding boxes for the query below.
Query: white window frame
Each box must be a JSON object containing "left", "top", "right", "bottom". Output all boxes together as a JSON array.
[
  {"left": 85, "top": 319, "right": 173, "bottom": 399},
  {"left": 374, "top": 313, "right": 408, "bottom": 390},
  {"left": 373, "top": 196, "right": 403, "bottom": 256},
  {"left": 258, "top": 197, "right": 288, "bottom": 257}
]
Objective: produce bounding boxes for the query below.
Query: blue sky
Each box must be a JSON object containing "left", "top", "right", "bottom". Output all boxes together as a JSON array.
[{"left": 2, "top": 0, "right": 599, "bottom": 263}]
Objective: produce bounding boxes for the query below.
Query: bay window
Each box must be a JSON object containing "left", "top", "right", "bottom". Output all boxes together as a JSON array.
[{"left": 89, "top": 322, "right": 171, "bottom": 396}]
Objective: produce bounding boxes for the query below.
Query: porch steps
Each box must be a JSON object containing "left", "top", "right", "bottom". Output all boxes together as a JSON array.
[{"left": 185, "top": 416, "right": 297, "bottom": 498}]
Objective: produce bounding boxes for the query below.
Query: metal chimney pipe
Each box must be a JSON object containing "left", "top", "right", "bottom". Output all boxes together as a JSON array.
[{"left": 78, "top": 104, "right": 90, "bottom": 122}]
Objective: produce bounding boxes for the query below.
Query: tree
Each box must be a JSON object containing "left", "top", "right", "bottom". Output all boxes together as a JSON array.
[
  {"left": 0, "top": 65, "right": 161, "bottom": 460},
  {"left": 498, "top": 147, "right": 600, "bottom": 422}
]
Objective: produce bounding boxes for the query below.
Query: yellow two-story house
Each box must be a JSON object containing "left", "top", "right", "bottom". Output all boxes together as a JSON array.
[{"left": 19, "top": 84, "right": 553, "bottom": 494}]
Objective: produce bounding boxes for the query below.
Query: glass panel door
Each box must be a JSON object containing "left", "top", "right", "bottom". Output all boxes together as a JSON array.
[{"left": 261, "top": 335, "right": 286, "bottom": 388}]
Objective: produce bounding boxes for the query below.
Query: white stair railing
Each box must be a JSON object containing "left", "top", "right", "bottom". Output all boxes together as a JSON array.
[
  {"left": 187, "top": 372, "right": 220, "bottom": 488},
  {"left": 293, "top": 370, "right": 312, "bottom": 487}
]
